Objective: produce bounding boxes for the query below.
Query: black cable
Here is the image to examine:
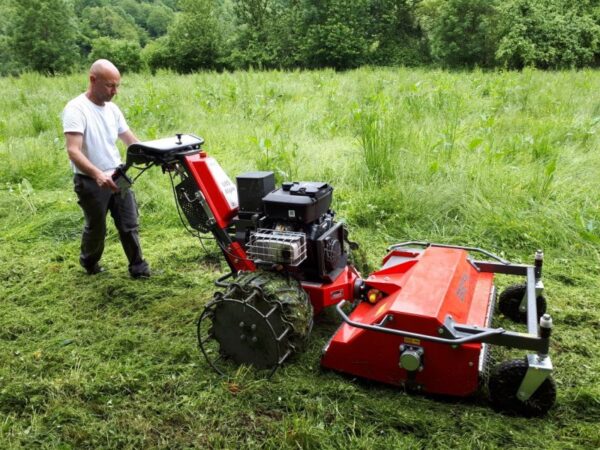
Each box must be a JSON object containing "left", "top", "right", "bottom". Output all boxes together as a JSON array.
[
  {"left": 167, "top": 170, "right": 209, "bottom": 239},
  {"left": 130, "top": 163, "right": 156, "bottom": 183},
  {"left": 165, "top": 169, "right": 258, "bottom": 265}
]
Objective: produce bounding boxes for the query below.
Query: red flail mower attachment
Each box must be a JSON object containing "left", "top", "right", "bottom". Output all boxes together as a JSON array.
[
  {"left": 322, "top": 243, "right": 555, "bottom": 416},
  {"left": 124, "top": 134, "right": 556, "bottom": 416}
]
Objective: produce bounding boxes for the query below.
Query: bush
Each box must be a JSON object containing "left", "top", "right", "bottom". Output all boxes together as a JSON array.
[
  {"left": 160, "top": 0, "right": 222, "bottom": 72},
  {"left": 364, "top": 0, "right": 430, "bottom": 66},
  {"left": 141, "top": 38, "right": 171, "bottom": 74},
  {"left": 496, "top": 0, "right": 600, "bottom": 69},
  {"left": 89, "top": 38, "right": 143, "bottom": 73},
  {"left": 301, "top": 0, "right": 371, "bottom": 69},
  {"left": 421, "top": 0, "right": 499, "bottom": 68}
]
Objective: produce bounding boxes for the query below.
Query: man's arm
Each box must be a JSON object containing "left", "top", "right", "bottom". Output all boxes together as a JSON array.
[
  {"left": 65, "top": 132, "right": 118, "bottom": 191},
  {"left": 119, "top": 129, "right": 139, "bottom": 147}
]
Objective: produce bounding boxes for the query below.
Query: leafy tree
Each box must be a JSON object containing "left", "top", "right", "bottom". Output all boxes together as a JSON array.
[
  {"left": 227, "top": 0, "right": 278, "bottom": 68},
  {"left": 120, "top": 0, "right": 146, "bottom": 26},
  {"left": 420, "top": 0, "right": 499, "bottom": 68},
  {"left": 365, "top": 0, "right": 428, "bottom": 66},
  {"left": 146, "top": 4, "right": 175, "bottom": 37},
  {"left": 496, "top": 0, "right": 600, "bottom": 69},
  {"left": 159, "top": 0, "right": 222, "bottom": 72},
  {"left": 141, "top": 37, "right": 171, "bottom": 73},
  {"left": 89, "top": 37, "right": 143, "bottom": 73},
  {"left": 80, "top": 6, "right": 142, "bottom": 44},
  {"left": 12, "top": 0, "right": 80, "bottom": 74},
  {"left": 301, "top": 0, "right": 371, "bottom": 69},
  {"left": 0, "top": 1, "right": 18, "bottom": 75}
]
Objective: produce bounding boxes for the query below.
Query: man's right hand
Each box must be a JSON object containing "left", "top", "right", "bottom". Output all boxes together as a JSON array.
[
  {"left": 65, "top": 132, "right": 119, "bottom": 192},
  {"left": 95, "top": 171, "right": 119, "bottom": 192}
]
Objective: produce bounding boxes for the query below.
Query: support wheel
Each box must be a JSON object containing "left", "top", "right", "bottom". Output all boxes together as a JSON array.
[
  {"left": 488, "top": 358, "right": 556, "bottom": 416},
  {"left": 498, "top": 283, "right": 546, "bottom": 323}
]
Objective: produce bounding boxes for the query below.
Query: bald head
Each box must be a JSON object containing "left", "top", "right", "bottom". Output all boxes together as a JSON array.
[
  {"left": 90, "top": 59, "right": 120, "bottom": 79},
  {"left": 87, "top": 59, "right": 121, "bottom": 106}
]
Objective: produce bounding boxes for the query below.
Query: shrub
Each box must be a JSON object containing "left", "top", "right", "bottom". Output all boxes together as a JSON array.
[
  {"left": 301, "top": 0, "right": 371, "bottom": 69},
  {"left": 141, "top": 38, "right": 171, "bottom": 74},
  {"left": 496, "top": 0, "right": 600, "bottom": 69},
  {"left": 89, "top": 38, "right": 143, "bottom": 73},
  {"left": 420, "top": 0, "right": 499, "bottom": 68},
  {"left": 161, "top": 0, "right": 223, "bottom": 72}
]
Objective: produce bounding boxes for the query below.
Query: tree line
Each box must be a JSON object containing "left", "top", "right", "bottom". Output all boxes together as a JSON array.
[{"left": 1, "top": 0, "right": 599, "bottom": 76}]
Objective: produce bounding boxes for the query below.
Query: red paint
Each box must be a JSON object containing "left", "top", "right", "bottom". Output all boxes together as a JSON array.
[
  {"left": 227, "top": 241, "right": 256, "bottom": 272},
  {"left": 302, "top": 265, "right": 361, "bottom": 315}
]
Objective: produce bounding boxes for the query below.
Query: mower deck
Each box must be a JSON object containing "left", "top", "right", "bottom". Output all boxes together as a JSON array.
[{"left": 322, "top": 246, "right": 494, "bottom": 395}]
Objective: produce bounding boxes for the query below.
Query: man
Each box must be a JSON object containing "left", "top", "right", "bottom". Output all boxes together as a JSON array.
[{"left": 62, "top": 59, "right": 150, "bottom": 278}]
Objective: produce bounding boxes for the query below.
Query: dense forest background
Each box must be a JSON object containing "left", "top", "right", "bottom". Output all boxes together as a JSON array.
[{"left": 1, "top": 0, "right": 600, "bottom": 75}]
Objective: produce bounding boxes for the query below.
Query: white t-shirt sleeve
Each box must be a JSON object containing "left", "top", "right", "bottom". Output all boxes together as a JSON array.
[
  {"left": 114, "top": 105, "right": 129, "bottom": 134},
  {"left": 62, "top": 104, "right": 85, "bottom": 134}
]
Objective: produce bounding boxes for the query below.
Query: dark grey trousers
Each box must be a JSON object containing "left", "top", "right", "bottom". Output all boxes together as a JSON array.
[{"left": 74, "top": 174, "right": 149, "bottom": 276}]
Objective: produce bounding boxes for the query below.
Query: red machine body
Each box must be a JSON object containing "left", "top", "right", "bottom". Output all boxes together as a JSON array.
[
  {"left": 321, "top": 247, "right": 494, "bottom": 396},
  {"left": 301, "top": 266, "right": 360, "bottom": 316}
]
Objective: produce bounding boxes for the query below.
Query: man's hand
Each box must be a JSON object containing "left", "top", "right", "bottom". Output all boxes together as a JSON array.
[
  {"left": 96, "top": 171, "right": 119, "bottom": 192},
  {"left": 65, "top": 132, "right": 119, "bottom": 192}
]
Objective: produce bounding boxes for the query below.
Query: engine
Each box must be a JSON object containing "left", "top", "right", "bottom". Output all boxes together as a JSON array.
[{"left": 233, "top": 171, "right": 347, "bottom": 282}]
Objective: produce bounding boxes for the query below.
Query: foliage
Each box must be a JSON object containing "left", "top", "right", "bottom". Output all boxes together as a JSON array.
[
  {"left": 12, "top": 0, "right": 80, "bottom": 74},
  {"left": 80, "top": 6, "right": 142, "bottom": 44},
  {"left": 424, "top": 0, "right": 499, "bottom": 68},
  {"left": 89, "top": 37, "right": 144, "bottom": 73},
  {"left": 364, "top": 0, "right": 429, "bottom": 66},
  {"left": 0, "top": 1, "right": 18, "bottom": 75},
  {"left": 226, "top": 0, "right": 277, "bottom": 68},
  {"left": 496, "top": 0, "right": 600, "bottom": 69},
  {"left": 301, "top": 0, "right": 371, "bottom": 69},
  {"left": 146, "top": 3, "right": 175, "bottom": 37},
  {"left": 158, "top": 0, "right": 223, "bottom": 72},
  {"left": 141, "top": 37, "right": 171, "bottom": 74},
  {"left": 3, "top": 0, "right": 600, "bottom": 74}
]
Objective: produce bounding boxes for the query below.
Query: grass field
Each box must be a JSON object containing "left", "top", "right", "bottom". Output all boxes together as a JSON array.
[{"left": 1, "top": 68, "right": 599, "bottom": 449}]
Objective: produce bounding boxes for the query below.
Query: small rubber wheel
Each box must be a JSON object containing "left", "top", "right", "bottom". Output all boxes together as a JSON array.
[
  {"left": 488, "top": 358, "right": 556, "bottom": 416},
  {"left": 498, "top": 283, "right": 546, "bottom": 323}
]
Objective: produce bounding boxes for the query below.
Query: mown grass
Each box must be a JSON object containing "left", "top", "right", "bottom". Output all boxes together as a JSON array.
[{"left": 1, "top": 68, "right": 599, "bottom": 449}]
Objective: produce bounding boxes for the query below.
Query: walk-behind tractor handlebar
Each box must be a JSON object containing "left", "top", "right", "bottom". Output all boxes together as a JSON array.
[{"left": 123, "top": 134, "right": 557, "bottom": 416}]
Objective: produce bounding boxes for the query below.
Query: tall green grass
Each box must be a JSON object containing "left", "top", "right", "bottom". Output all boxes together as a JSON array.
[{"left": 1, "top": 68, "right": 599, "bottom": 448}]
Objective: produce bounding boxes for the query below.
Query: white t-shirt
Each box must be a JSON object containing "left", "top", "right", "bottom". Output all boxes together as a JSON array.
[{"left": 62, "top": 93, "right": 129, "bottom": 175}]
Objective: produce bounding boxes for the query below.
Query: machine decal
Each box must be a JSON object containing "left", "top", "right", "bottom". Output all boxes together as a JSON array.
[
  {"left": 207, "top": 158, "right": 238, "bottom": 209},
  {"left": 456, "top": 273, "right": 469, "bottom": 302}
]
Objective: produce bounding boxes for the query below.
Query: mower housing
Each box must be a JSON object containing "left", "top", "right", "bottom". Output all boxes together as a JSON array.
[{"left": 322, "top": 246, "right": 493, "bottom": 395}]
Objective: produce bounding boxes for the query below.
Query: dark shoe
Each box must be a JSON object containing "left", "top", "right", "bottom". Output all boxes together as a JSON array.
[
  {"left": 130, "top": 268, "right": 151, "bottom": 279},
  {"left": 85, "top": 263, "right": 106, "bottom": 275}
]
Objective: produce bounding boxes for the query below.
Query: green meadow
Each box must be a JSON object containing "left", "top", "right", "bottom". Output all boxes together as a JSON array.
[{"left": 1, "top": 68, "right": 599, "bottom": 448}]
